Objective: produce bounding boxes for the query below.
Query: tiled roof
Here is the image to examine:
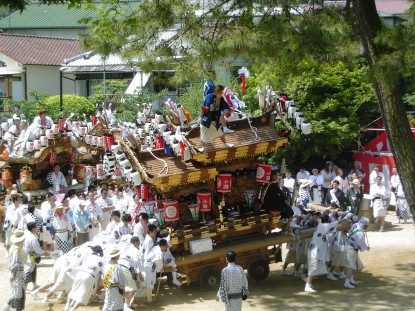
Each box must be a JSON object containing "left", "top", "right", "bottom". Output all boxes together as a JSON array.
[
  {"left": 0, "top": 34, "right": 83, "bottom": 65},
  {"left": 0, "top": 4, "right": 92, "bottom": 29},
  {"left": 375, "top": 0, "right": 411, "bottom": 15}
]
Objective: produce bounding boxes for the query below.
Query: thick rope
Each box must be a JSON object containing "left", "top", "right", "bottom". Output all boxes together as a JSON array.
[
  {"left": 146, "top": 147, "right": 169, "bottom": 176},
  {"left": 233, "top": 109, "right": 260, "bottom": 141}
]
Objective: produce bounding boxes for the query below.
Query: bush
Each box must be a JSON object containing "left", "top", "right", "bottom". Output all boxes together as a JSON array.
[
  {"left": 36, "top": 95, "right": 95, "bottom": 121},
  {"left": 177, "top": 84, "right": 203, "bottom": 119}
]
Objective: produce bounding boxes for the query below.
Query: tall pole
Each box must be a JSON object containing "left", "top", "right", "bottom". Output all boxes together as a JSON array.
[
  {"left": 103, "top": 57, "right": 106, "bottom": 105},
  {"left": 59, "top": 70, "right": 63, "bottom": 112}
]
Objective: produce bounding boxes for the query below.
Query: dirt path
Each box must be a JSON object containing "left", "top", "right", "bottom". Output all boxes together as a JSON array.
[{"left": 1, "top": 212, "right": 414, "bottom": 311}]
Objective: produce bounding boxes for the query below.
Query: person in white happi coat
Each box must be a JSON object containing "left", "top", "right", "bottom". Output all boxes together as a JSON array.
[
  {"left": 308, "top": 168, "right": 323, "bottom": 203},
  {"left": 113, "top": 186, "right": 135, "bottom": 215},
  {"left": 106, "top": 210, "right": 122, "bottom": 233},
  {"left": 141, "top": 224, "right": 158, "bottom": 259},
  {"left": 117, "top": 236, "right": 142, "bottom": 311},
  {"left": 216, "top": 250, "right": 248, "bottom": 311},
  {"left": 86, "top": 192, "right": 103, "bottom": 240},
  {"left": 24, "top": 222, "right": 44, "bottom": 290},
  {"left": 18, "top": 205, "right": 43, "bottom": 232},
  {"left": 40, "top": 193, "right": 56, "bottom": 253},
  {"left": 142, "top": 239, "right": 167, "bottom": 303},
  {"left": 344, "top": 217, "right": 370, "bottom": 289},
  {"left": 96, "top": 188, "right": 114, "bottom": 230},
  {"left": 52, "top": 205, "right": 73, "bottom": 254},
  {"left": 133, "top": 213, "right": 149, "bottom": 245},
  {"left": 370, "top": 176, "right": 387, "bottom": 232},
  {"left": 333, "top": 168, "right": 349, "bottom": 191},
  {"left": 320, "top": 162, "right": 336, "bottom": 206},
  {"left": 369, "top": 164, "right": 384, "bottom": 186},
  {"left": 65, "top": 246, "right": 104, "bottom": 311},
  {"left": 3, "top": 194, "right": 22, "bottom": 252},
  {"left": 46, "top": 164, "right": 68, "bottom": 194},
  {"left": 326, "top": 212, "right": 348, "bottom": 281},
  {"left": 33, "top": 108, "right": 53, "bottom": 129},
  {"left": 160, "top": 235, "right": 182, "bottom": 286},
  {"left": 118, "top": 214, "right": 133, "bottom": 236},
  {"left": 102, "top": 247, "right": 126, "bottom": 311},
  {"left": 395, "top": 178, "right": 412, "bottom": 223},
  {"left": 304, "top": 211, "right": 349, "bottom": 293},
  {"left": 389, "top": 167, "right": 400, "bottom": 207},
  {"left": 2, "top": 230, "right": 27, "bottom": 311}
]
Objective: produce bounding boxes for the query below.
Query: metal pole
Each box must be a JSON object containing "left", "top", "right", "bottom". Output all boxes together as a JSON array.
[
  {"left": 103, "top": 57, "right": 106, "bottom": 104},
  {"left": 59, "top": 71, "right": 63, "bottom": 112}
]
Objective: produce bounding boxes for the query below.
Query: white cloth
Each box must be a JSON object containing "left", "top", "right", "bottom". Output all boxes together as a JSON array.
[
  {"left": 33, "top": 115, "right": 53, "bottom": 128},
  {"left": 113, "top": 195, "right": 135, "bottom": 214},
  {"left": 200, "top": 121, "right": 224, "bottom": 143},
  {"left": 142, "top": 234, "right": 156, "bottom": 259},
  {"left": 133, "top": 222, "right": 147, "bottom": 244},
  {"left": 96, "top": 197, "right": 114, "bottom": 229},
  {"left": 308, "top": 174, "right": 323, "bottom": 186},
  {"left": 24, "top": 230, "right": 43, "bottom": 273},
  {"left": 106, "top": 220, "right": 121, "bottom": 233},
  {"left": 143, "top": 245, "right": 164, "bottom": 289}
]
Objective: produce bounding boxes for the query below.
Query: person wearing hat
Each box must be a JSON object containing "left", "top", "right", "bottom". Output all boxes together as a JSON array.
[
  {"left": 52, "top": 204, "right": 73, "bottom": 254},
  {"left": 346, "top": 179, "right": 364, "bottom": 215},
  {"left": 33, "top": 107, "right": 53, "bottom": 129},
  {"left": 24, "top": 222, "right": 44, "bottom": 293},
  {"left": 102, "top": 246, "right": 126, "bottom": 311},
  {"left": 65, "top": 245, "right": 104, "bottom": 311},
  {"left": 344, "top": 217, "right": 370, "bottom": 289},
  {"left": 2, "top": 230, "right": 26, "bottom": 311},
  {"left": 73, "top": 199, "right": 91, "bottom": 246}
]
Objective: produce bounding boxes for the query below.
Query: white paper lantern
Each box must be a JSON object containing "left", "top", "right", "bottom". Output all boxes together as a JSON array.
[
  {"left": 296, "top": 115, "right": 304, "bottom": 129},
  {"left": 301, "top": 121, "right": 312, "bottom": 135},
  {"left": 288, "top": 106, "right": 296, "bottom": 119}
]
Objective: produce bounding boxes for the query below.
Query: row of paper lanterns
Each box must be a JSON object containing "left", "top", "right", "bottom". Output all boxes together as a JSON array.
[{"left": 286, "top": 102, "right": 312, "bottom": 135}]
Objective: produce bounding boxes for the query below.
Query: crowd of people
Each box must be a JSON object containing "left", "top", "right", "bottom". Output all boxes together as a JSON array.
[{"left": 2, "top": 183, "right": 182, "bottom": 311}]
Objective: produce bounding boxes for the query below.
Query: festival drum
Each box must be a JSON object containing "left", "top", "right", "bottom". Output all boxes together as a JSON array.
[
  {"left": 40, "top": 136, "right": 48, "bottom": 147},
  {"left": 256, "top": 163, "right": 272, "bottom": 184},
  {"left": 96, "top": 164, "right": 105, "bottom": 180},
  {"left": 163, "top": 201, "right": 180, "bottom": 222},
  {"left": 33, "top": 139, "right": 41, "bottom": 150},
  {"left": 197, "top": 192, "right": 212, "bottom": 212},
  {"left": 25, "top": 141, "right": 34, "bottom": 153},
  {"left": 1, "top": 166, "right": 13, "bottom": 189},
  {"left": 73, "top": 164, "right": 86, "bottom": 183},
  {"left": 216, "top": 173, "right": 233, "bottom": 193}
]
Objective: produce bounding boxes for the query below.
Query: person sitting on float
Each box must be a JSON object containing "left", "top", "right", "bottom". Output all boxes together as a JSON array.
[
  {"left": 46, "top": 164, "right": 68, "bottom": 194},
  {"left": 3, "top": 116, "right": 22, "bottom": 151},
  {"left": 33, "top": 107, "right": 53, "bottom": 129},
  {"left": 198, "top": 84, "right": 235, "bottom": 152}
]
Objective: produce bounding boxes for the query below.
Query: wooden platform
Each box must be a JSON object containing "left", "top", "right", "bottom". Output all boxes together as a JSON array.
[{"left": 186, "top": 114, "right": 288, "bottom": 164}]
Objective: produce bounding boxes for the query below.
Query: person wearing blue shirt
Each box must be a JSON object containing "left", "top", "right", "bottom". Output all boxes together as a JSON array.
[
  {"left": 199, "top": 84, "right": 235, "bottom": 152},
  {"left": 73, "top": 200, "right": 91, "bottom": 246}
]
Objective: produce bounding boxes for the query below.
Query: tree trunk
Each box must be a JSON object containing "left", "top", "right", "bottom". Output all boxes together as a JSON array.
[{"left": 352, "top": 0, "right": 415, "bottom": 221}]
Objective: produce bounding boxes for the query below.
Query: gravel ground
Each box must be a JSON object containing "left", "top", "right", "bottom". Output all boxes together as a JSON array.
[{"left": 1, "top": 212, "right": 414, "bottom": 311}]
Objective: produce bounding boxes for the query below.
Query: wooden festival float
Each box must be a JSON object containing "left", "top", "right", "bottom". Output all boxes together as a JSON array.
[
  {"left": 106, "top": 109, "right": 314, "bottom": 287},
  {"left": 0, "top": 118, "right": 111, "bottom": 222}
]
